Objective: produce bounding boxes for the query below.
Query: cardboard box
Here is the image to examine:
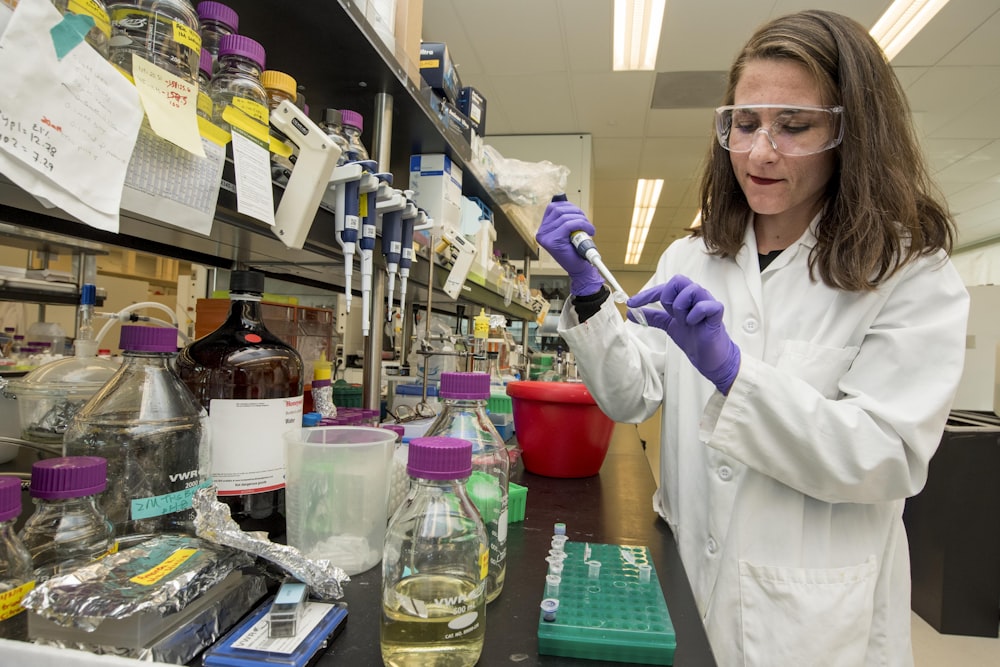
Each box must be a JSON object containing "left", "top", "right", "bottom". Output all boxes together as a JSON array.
[
  {"left": 420, "top": 41, "right": 461, "bottom": 103},
  {"left": 457, "top": 86, "right": 487, "bottom": 136},
  {"left": 409, "top": 154, "right": 463, "bottom": 234},
  {"left": 395, "top": 0, "right": 423, "bottom": 85}
]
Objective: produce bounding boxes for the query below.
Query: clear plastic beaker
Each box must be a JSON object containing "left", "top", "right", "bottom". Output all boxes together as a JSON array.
[{"left": 283, "top": 426, "right": 395, "bottom": 575}]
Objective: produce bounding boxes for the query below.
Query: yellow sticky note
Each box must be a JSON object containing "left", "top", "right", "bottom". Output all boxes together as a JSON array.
[{"left": 131, "top": 55, "right": 205, "bottom": 157}]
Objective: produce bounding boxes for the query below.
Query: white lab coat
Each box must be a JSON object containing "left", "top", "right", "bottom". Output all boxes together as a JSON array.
[{"left": 558, "top": 219, "right": 969, "bottom": 667}]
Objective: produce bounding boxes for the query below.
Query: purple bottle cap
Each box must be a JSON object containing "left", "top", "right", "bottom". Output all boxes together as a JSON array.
[
  {"left": 119, "top": 325, "right": 178, "bottom": 353},
  {"left": 407, "top": 436, "right": 472, "bottom": 480},
  {"left": 0, "top": 477, "right": 22, "bottom": 522},
  {"left": 381, "top": 423, "right": 405, "bottom": 440},
  {"left": 340, "top": 109, "right": 363, "bottom": 132},
  {"left": 199, "top": 48, "right": 213, "bottom": 78},
  {"left": 218, "top": 34, "right": 265, "bottom": 70},
  {"left": 439, "top": 372, "right": 490, "bottom": 400},
  {"left": 197, "top": 1, "right": 239, "bottom": 31},
  {"left": 30, "top": 456, "right": 108, "bottom": 500}
]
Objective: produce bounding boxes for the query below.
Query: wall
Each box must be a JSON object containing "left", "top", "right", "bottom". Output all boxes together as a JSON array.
[{"left": 952, "top": 245, "right": 1000, "bottom": 286}]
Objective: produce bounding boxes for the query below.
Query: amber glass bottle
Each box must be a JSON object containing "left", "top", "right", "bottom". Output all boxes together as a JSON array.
[{"left": 176, "top": 270, "right": 304, "bottom": 537}]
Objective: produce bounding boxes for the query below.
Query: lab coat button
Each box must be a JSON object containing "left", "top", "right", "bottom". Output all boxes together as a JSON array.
[
  {"left": 707, "top": 537, "right": 718, "bottom": 554},
  {"left": 742, "top": 318, "right": 759, "bottom": 333},
  {"left": 718, "top": 465, "right": 732, "bottom": 481}
]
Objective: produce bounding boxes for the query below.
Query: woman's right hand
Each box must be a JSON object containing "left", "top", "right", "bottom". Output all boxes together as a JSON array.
[{"left": 536, "top": 200, "right": 604, "bottom": 296}]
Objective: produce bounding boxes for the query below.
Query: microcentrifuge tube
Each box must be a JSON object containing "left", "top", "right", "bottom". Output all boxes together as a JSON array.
[
  {"left": 551, "top": 535, "right": 568, "bottom": 551},
  {"left": 553, "top": 522, "right": 566, "bottom": 536},
  {"left": 587, "top": 560, "right": 601, "bottom": 579},
  {"left": 546, "top": 557, "right": 564, "bottom": 577},
  {"left": 548, "top": 549, "right": 568, "bottom": 561},
  {"left": 540, "top": 598, "right": 559, "bottom": 622},
  {"left": 545, "top": 574, "right": 561, "bottom": 598},
  {"left": 638, "top": 563, "right": 652, "bottom": 583}
]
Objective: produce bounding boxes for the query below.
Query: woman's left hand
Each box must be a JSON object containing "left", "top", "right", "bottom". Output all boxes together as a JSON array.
[{"left": 628, "top": 275, "right": 741, "bottom": 394}]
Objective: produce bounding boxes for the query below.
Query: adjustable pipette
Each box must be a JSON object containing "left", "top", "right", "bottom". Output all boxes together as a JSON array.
[
  {"left": 378, "top": 188, "right": 406, "bottom": 319},
  {"left": 552, "top": 194, "right": 647, "bottom": 326},
  {"left": 358, "top": 169, "right": 388, "bottom": 337},
  {"left": 331, "top": 162, "right": 366, "bottom": 312},
  {"left": 399, "top": 197, "right": 422, "bottom": 328}
]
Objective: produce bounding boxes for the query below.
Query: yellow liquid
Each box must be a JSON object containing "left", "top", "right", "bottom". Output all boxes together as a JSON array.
[{"left": 381, "top": 574, "right": 486, "bottom": 667}]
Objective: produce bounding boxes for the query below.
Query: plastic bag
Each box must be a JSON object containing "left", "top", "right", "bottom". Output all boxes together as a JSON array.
[
  {"left": 480, "top": 144, "right": 570, "bottom": 208},
  {"left": 478, "top": 145, "right": 570, "bottom": 236}
]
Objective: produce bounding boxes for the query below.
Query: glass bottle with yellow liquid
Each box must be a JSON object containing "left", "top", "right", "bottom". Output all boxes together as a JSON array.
[{"left": 381, "top": 436, "right": 488, "bottom": 667}]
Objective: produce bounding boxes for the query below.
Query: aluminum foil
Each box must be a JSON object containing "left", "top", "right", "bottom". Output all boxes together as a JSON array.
[
  {"left": 31, "top": 572, "right": 267, "bottom": 663},
  {"left": 21, "top": 534, "right": 254, "bottom": 631},
  {"left": 192, "top": 487, "right": 349, "bottom": 599}
]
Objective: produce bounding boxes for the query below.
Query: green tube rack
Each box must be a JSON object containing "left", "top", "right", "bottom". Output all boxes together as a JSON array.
[{"left": 537, "top": 541, "right": 676, "bottom": 665}]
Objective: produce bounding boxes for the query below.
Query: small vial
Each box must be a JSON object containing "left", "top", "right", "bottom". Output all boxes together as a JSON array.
[
  {"left": 540, "top": 598, "right": 559, "bottom": 622},
  {"left": 553, "top": 522, "right": 566, "bottom": 536},
  {"left": 544, "top": 574, "right": 561, "bottom": 599},
  {"left": 551, "top": 534, "right": 568, "bottom": 551},
  {"left": 638, "top": 563, "right": 652, "bottom": 583},
  {"left": 340, "top": 109, "right": 369, "bottom": 162},
  {"left": 547, "top": 549, "right": 568, "bottom": 561},
  {"left": 545, "top": 556, "right": 564, "bottom": 577},
  {"left": 587, "top": 560, "right": 601, "bottom": 579},
  {"left": 0, "top": 477, "right": 33, "bottom": 641},
  {"left": 208, "top": 34, "right": 268, "bottom": 131},
  {"left": 196, "top": 1, "right": 238, "bottom": 72},
  {"left": 19, "top": 456, "right": 115, "bottom": 582},
  {"left": 319, "top": 109, "right": 351, "bottom": 166}
]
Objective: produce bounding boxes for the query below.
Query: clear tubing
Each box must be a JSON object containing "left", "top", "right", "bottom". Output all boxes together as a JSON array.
[{"left": 94, "top": 302, "right": 179, "bottom": 348}]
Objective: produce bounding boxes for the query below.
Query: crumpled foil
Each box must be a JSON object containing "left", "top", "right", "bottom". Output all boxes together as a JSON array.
[
  {"left": 31, "top": 572, "right": 267, "bottom": 663},
  {"left": 192, "top": 487, "right": 349, "bottom": 599},
  {"left": 21, "top": 534, "right": 254, "bottom": 631}
]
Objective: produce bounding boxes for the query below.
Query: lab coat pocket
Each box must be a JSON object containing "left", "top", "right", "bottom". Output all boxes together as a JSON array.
[
  {"left": 739, "top": 556, "right": 877, "bottom": 667},
  {"left": 776, "top": 341, "right": 860, "bottom": 399}
]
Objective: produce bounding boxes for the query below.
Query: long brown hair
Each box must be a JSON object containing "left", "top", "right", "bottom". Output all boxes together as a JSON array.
[{"left": 697, "top": 9, "right": 954, "bottom": 291}]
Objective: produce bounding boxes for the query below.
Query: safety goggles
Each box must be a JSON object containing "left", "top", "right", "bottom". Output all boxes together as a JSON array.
[{"left": 714, "top": 104, "right": 845, "bottom": 156}]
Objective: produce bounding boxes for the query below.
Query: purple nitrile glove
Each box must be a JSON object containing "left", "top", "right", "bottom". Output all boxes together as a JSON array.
[
  {"left": 536, "top": 200, "right": 605, "bottom": 296},
  {"left": 628, "top": 275, "right": 741, "bottom": 394}
]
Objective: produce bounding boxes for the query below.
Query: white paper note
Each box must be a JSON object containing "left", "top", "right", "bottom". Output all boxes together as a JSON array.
[{"left": 0, "top": 0, "right": 142, "bottom": 232}]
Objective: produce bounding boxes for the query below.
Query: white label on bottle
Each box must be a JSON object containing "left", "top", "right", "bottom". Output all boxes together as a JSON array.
[{"left": 208, "top": 395, "right": 304, "bottom": 495}]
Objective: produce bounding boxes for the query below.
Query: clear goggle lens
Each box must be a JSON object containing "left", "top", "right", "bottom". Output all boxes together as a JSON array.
[{"left": 715, "top": 104, "right": 845, "bottom": 156}]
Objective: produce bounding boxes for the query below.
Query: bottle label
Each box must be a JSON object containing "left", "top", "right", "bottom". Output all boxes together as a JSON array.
[
  {"left": 209, "top": 395, "right": 304, "bottom": 495},
  {"left": 68, "top": 0, "right": 111, "bottom": 38},
  {"left": 130, "top": 547, "right": 199, "bottom": 585},
  {"left": 0, "top": 581, "right": 34, "bottom": 621},
  {"left": 131, "top": 479, "right": 213, "bottom": 520}
]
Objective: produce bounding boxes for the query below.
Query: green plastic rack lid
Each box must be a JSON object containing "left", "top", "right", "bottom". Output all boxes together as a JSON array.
[{"left": 537, "top": 541, "right": 675, "bottom": 665}]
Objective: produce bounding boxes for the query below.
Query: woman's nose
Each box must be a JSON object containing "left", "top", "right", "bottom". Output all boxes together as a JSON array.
[{"left": 748, "top": 127, "right": 779, "bottom": 157}]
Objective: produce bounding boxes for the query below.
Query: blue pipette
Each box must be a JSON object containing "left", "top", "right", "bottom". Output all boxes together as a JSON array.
[
  {"left": 551, "top": 194, "right": 647, "bottom": 326},
  {"left": 381, "top": 197, "right": 404, "bottom": 319}
]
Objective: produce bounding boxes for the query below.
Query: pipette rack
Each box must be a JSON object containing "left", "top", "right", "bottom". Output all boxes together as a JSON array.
[{"left": 537, "top": 541, "right": 676, "bottom": 665}]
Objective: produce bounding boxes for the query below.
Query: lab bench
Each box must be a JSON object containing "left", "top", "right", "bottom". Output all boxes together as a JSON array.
[
  {"left": 0, "top": 428, "right": 717, "bottom": 666},
  {"left": 319, "top": 426, "right": 718, "bottom": 666}
]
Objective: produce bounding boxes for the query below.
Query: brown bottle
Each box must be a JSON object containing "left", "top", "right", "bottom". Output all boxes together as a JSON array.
[{"left": 176, "top": 270, "right": 304, "bottom": 537}]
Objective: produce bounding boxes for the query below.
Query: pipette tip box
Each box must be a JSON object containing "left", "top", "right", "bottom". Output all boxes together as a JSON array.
[
  {"left": 202, "top": 596, "right": 348, "bottom": 667},
  {"left": 536, "top": 541, "right": 675, "bottom": 665}
]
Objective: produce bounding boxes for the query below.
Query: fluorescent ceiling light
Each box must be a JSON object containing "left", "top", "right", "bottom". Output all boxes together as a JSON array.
[
  {"left": 613, "top": 0, "right": 666, "bottom": 71},
  {"left": 624, "top": 179, "right": 663, "bottom": 264},
  {"left": 870, "top": 0, "right": 950, "bottom": 60}
]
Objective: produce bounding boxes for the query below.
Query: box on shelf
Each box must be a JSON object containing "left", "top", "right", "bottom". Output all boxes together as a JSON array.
[
  {"left": 457, "top": 86, "right": 487, "bottom": 136},
  {"left": 419, "top": 41, "right": 461, "bottom": 103},
  {"left": 409, "top": 154, "right": 463, "bottom": 235},
  {"left": 443, "top": 101, "right": 474, "bottom": 146}
]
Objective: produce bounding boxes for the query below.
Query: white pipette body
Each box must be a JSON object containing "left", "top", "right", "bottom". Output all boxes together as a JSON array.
[{"left": 569, "top": 230, "right": 647, "bottom": 326}]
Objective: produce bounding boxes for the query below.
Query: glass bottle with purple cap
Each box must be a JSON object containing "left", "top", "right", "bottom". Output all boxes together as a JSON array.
[{"left": 18, "top": 456, "right": 114, "bottom": 582}]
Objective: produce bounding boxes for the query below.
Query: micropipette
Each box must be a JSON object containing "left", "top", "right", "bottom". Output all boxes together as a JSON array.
[{"left": 551, "top": 194, "right": 648, "bottom": 326}]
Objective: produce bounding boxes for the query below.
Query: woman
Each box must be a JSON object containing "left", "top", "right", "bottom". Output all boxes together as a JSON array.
[{"left": 537, "top": 10, "right": 969, "bottom": 666}]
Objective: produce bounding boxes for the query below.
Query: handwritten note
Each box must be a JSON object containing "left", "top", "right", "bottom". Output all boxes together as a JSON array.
[
  {"left": 132, "top": 55, "right": 205, "bottom": 157},
  {"left": 0, "top": 0, "right": 142, "bottom": 232}
]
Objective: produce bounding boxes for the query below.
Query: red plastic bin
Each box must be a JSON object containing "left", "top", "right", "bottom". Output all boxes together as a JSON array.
[{"left": 505, "top": 381, "right": 615, "bottom": 478}]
